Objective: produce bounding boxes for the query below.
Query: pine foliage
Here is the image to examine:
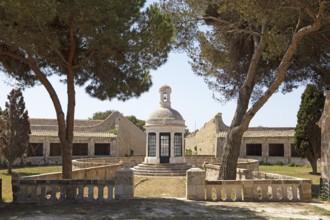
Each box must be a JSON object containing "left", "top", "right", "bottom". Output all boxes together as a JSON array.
[
  {"left": 0, "top": 89, "right": 30, "bottom": 174},
  {"left": 294, "top": 84, "right": 325, "bottom": 173}
]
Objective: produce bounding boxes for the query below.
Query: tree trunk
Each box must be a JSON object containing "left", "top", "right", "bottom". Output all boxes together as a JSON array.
[
  {"left": 307, "top": 153, "right": 318, "bottom": 174},
  {"left": 61, "top": 139, "right": 72, "bottom": 179},
  {"left": 7, "top": 161, "right": 12, "bottom": 174},
  {"left": 218, "top": 128, "right": 244, "bottom": 180}
]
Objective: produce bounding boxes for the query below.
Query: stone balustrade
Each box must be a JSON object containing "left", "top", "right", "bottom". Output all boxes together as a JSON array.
[
  {"left": 187, "top": 167, "right": 312, "bottom": 202},
  {"left": 11, "top": 165, "right": 134, "bottom": 203},
  {"left": 12, "top": 176, "right": 115, "bottom": 203}
]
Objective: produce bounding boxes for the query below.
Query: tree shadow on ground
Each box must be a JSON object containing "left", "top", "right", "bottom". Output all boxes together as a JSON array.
[{"left": 0, "top": 198, "right": 267, "bottom": 219}]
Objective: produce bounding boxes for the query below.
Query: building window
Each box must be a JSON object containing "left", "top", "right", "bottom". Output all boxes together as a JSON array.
[
  {"left": 95, "top": 143, "right": 111, "bottom": 156},
  {"left": 160, "top": 133, "right": 170, "bottom": 157},
  {"left": 174, "top": 133, "right": 182, "bottom": 156},
  {"left": 27, "top": 143, "right": 43, "bottom": 157},
  {"left": 291, "top": 144, "right": 300, "bottom": 157},
  {"left": 50, "top": 143, "right": 61, "bottom": 156},
  {"left": 246, "top": 144, "right": 262, "bottom": 156},
  {"left": 73, "top": 143, "right": 88, "bottom": 156},
  {"left": 269, "top": 143, "right": 284, "bottom": 157},
  {"left": 148, "top": 133, "right": 156, "bottom": 157}
]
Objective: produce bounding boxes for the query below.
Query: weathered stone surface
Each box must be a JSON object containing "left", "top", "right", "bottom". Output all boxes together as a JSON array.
[
  {"left": 319, "top": 91, "right": 330, "bottom": 200},
  {"left": 186, "top": 168, "right": 205, "bottom": 200},
  {"left": 115, "top": 168, "right": 134, "bottom": 200}
]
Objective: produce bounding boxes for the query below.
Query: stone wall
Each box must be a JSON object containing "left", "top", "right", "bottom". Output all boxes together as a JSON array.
[
  {"left": 22, "top": 163, "right": 123, "bottom": 181},
  {"left": 116, "top": 115, "right": 146, "bottom": 156},
  {"left": 73, "top": 156, "right": 145, "bottom": 168},
  {"left": 185, "top": 114, "right": 228, "bottom": 156},
  {"left": 185, "top": 156, "right": 259, "bottom": 171}
]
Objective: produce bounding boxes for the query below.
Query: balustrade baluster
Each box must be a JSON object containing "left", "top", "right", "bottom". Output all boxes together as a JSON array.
[
  {"left": 261, "top": 185, "right": 268, "bottom": 201},
  {"left": 235, "top": 185, "right": 242, "bottom": 201},
  {"left": 282, "top": 186, "right": 288, "bottom": 201},
  {"left": 98, "top": 185, "right": 104, "bottom": 201},
  {"left": 60, "top": 185, "right": 66, "bottom": 201},
  {"left": 108, "top": 185, "right": 114, "bottom": 200},
  {"left": 225, "top": 186, "right": 231, "bottom": 201},
  {"left": 50, "top": 185, "right": 57, "bottom": 202},
  {"left": 205, "top": 185, "right": 213, "bottom": 201},
  {"left": 292, "top": 185, "right": 298, "bottom": 201},
  {"left": 88, "top": 185, "right": 93, "bottom": 201}
]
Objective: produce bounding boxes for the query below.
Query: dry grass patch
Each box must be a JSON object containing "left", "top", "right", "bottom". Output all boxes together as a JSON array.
[
  {"left": 134, "top": 176, "right": 186, "bottom": 198},
  {"left": 0, "top": 166, "right": 61, "bottom": 202}
]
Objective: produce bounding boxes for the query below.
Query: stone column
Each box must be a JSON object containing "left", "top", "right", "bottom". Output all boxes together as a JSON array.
[
  {"left": 186, "top": 168, "right": 205, "bottom": 200},
  {"left": 115, "top": 168, "right": 134, "bottom": 199},
  {"left": 284, "top": 139, "right": 290, "bottom": 164},
  {"left": 170, "top": 131, "right": 175, "bottom": 161},
  {"left": 89, "top": 138, "right": 95, "bottom": 156},
  {"left": 155, "top": 132, "right": 160, "bottom": 160},
  {"left": 262, "top": 138, "right": 268, "bottom": 163}
]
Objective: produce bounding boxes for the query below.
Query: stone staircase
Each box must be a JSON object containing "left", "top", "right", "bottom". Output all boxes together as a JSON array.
[{"left": 133, "top": 163, "right": 193, "bottom": 176}]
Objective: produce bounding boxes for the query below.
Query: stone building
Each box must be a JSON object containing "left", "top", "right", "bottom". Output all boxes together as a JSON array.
[
  {"left": 0, "top": 111, "right": 146, "bottom": 166},
  {"left": 185, "top": 113, "right": 308, "bottom": 165}
]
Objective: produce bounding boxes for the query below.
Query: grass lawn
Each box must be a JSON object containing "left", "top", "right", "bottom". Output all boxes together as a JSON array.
[
  {"left": 260, "top": 165, "right": 321, "bottom": 198},
  {"left": 0, "top": 166, "right": 61, "bottom": 202}
]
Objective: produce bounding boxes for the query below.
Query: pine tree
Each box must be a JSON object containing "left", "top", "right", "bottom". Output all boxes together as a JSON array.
[
  {"left": 0, "top": 89, "right": 30, "bottom": 174},
  {"left": 294, "top": 84, "right": 325, "bottom": 174}
]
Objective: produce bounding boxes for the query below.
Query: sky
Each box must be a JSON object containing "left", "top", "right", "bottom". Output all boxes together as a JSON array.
[
  {"left": 0, "top": 51, "right": 304, "bottom": 131},
  {"left": 0, "top": 0, "right": 306, "bottom": 131}
]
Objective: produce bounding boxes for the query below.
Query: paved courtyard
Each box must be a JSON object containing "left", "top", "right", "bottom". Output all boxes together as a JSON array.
[{"left": 0, "top": 198, "right": 330, "bottom": 219}]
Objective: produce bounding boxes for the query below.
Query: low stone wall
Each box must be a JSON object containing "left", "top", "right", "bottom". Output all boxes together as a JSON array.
[
  {"left": 187, "top": 167, "right": 312, "bottom": 202},
  {"left": 186, "top": 156, "right": 259, "bottom": 171},
  {"left": 73, "top": 156, "right": 145, "bottom": 168},
  {"left": 12, "top": 168, "right": 134, "bottom": 203},
  {"left": 23, "top": 163, "right": 124, "bottom": 181}
]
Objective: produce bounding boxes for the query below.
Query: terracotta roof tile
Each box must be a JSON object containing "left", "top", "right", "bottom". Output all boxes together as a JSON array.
[
  {"left": 218, "top": 127, "right": 294, "bottom": 138},
  {"left": 31, "top": 130, "right": 116, "bottom": 138}
]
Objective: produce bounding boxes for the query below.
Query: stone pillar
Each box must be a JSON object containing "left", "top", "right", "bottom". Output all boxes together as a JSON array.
[
  {"left": 115, "top": 168, "right": 134, "bottom": 199},
  {"left": 186, "top": 168, "right": 205, "bottom": 200},
  {"left": 45, "top": 138, "right": 50, "bottom": 157},
  {"left": 284, "top": 139, "right": 290, "bottom": 164},
  {"left": 89, "top": 138, "right": 95, "bottom": 156},
  {"left": 300, "top": 180, "right": 312, "bottom": 202},
  {"left": 242, "top": 180, "right": 254, "bottom": 202},
  {"left": 262, "top": 138, "right": 268, "bottom": 163}
]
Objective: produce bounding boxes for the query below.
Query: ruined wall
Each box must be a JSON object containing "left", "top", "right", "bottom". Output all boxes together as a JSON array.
[
  {"left": 185, "top": 113, "right": 227, "bottom": 156},
  {"left": 116, "top": 115, "right": 146, "bottom": 156}
]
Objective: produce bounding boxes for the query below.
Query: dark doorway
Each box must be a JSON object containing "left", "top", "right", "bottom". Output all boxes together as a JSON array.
[{"left": 160, "top": 133, "right": 170, "bottom": 163}]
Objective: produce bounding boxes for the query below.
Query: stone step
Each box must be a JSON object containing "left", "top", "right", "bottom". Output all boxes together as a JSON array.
[{"left": 133, "top": 162, "right": 193, "bottom": 176}]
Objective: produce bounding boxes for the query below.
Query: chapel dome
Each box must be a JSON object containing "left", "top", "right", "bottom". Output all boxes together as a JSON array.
[{"left": 145, "top": 85, "right": 185, "bottom": 127}]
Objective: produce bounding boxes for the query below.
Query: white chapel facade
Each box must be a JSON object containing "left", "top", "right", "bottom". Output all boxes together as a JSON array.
[{"left": 144, "top": 85, "right": 186, "bottom": 164}]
